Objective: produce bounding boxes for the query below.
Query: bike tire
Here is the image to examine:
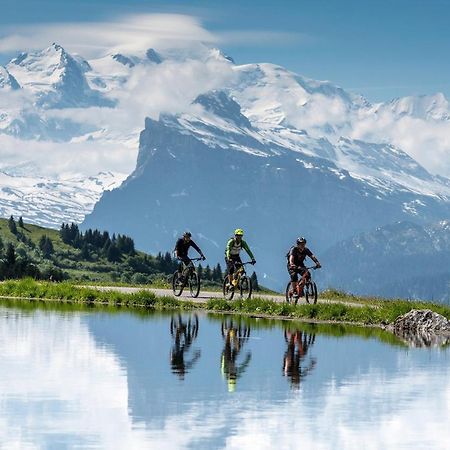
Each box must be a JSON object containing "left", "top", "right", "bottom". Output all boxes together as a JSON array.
[
  {"left": 311, "top": 282, "right": 318, "bottom": 304},
  {"left": 305, "top": 281, "right": 318, "bottom": 304},
  {"left": 223, "top": 277, "right": 235, "bottom": 300},
  {"left": 172, "top": 271, "right": 184, "bottom": 297},
  {"left": 240, "top": 276, "right": 252, "bottom": 300},
  {"left": 189, "top": 271, "right": 201, "bottom": 298},
  {"left": 285, "top": 282, "right": 293, "bottom": 303}
]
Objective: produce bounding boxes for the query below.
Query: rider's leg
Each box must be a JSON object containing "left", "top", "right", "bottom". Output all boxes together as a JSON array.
[
  {"left": 226, "top": 258, "right": 235, "bottom": 284},
  {"left": 288, "top": 269, "right": 299, "bottom": 297},
  {"left": 298, "top": 269, "right": 309, "bottom": 296},
  {"left": 231, "top": 256, "right": 242, "bottom": 286}
]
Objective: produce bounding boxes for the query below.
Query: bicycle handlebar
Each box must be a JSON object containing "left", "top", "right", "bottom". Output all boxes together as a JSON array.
[{"left": 190, "top": 257, "right": 205, "bottom": 262}]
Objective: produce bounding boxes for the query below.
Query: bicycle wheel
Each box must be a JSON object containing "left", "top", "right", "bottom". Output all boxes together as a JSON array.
[
  {"left": 240, "top": 276, "right": 252, "bottom": 300},
  {"left": 189, "top": 271, "right": 200, "bottom": 298},
  {"left": 305, "top": 281, "right": 318, "bottom": 304},
  {"left": 311, "top": 282, "right": 318, "bottom": 304},
  {"left": 172, "top": 271, "right": 184, "bottom": 297},
  {"left": 223, "top": 276, "right": 235, "bottom": 300},
  {"left": 285, "top": 282, "right": 294, "bottom": 304}
]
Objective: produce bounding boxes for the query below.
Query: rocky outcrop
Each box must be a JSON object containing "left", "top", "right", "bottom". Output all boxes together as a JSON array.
[{"left": 391, "top": 309, "right": 450, "bottom": 347}]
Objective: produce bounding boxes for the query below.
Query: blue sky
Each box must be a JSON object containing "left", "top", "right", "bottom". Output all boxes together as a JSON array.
[{"left": 1, "top": 0, "right": 449, "bottom": 101}]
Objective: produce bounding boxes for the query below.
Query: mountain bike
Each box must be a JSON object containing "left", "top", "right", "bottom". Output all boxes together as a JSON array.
[
  {"left": 223, "top": 261, "right": 254, "bottom": 300},
  {"left": 172, "top": 257, "right": 204, "bottom": 298},
  {"left": 285, "top": 266, "right": 318, "bottom": 305}
]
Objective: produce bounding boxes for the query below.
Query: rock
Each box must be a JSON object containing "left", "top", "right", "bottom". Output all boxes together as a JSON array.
[{"left": 391, "top": 309, "right": 450, "bottom": 347}]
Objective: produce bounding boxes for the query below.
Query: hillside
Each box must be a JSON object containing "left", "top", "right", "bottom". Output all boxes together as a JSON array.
[
  {"left": 319, "top": 220, "right": 450, "bottom": 301},
  {"left": 0, "top": 217, "right": 228, "bottom": 286}
]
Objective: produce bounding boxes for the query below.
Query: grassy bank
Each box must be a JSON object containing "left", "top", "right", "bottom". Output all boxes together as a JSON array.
[{"left": 1, "top": 279, "right": 450, "bottom": 326}]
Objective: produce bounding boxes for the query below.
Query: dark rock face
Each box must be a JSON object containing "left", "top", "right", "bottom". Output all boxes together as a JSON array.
[
  {"left": 391, "top": 309, "right": 450, "bottom": 347},
  {"left": 83, "top": 108, "right": 450, "bottom": 290}
]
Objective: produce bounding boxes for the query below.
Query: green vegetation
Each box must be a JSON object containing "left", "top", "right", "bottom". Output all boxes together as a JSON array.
[
  {"left": 1, "top": 279, "right": 449, "bottom": 329},
  {"left": 0, "top": 217, "right": 234, "bottom": 288},
  {"left": 206, "top": 294, "right": 450, "bottom": 325}
]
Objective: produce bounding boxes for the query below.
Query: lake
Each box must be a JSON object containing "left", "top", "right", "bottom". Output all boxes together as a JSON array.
[{"left": 0, "top": 301, "right": 449, "bottom": 450}]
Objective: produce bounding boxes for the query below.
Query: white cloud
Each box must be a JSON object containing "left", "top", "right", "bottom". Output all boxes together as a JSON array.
[{"left": 0, "top": 14, "right": 218, "bottom": 59}]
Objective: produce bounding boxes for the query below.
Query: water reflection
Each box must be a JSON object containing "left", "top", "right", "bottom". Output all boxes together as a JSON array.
[
  {"left": 283, "top": 329, "right": 316, "bottom": 388},
  {"left": 221, "top": 317, "right": 252, "bottom": 392},
  {"left": 170, "top": 313, "right": 201, "bottom": 379}
]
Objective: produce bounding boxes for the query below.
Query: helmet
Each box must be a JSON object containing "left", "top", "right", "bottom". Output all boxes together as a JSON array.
[
  {"left": 234, "top": 228, "right": 244, "bottom": 236},
  {"left": 296, "top": 236, "right": 307, "bottom": 244},
  {"left": 183, "top": 231, "right": 192, "bottom": 238}
]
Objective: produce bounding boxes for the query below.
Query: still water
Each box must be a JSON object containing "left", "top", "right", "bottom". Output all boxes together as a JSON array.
[{"left": 0, "top": 302, "right": 449, "bottom": 450}]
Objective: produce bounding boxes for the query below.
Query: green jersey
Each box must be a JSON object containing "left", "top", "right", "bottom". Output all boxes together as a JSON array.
[{"left": 225, "top": 238, "right": 255, "bottom": 260}]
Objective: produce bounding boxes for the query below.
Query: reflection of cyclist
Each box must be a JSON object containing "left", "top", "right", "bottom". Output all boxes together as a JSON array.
[
  {"left": 225, "top": 229, "right": 256, "bottom": 287},
  {"left": 287, "top": 237, "right": 321, "bottom": 300},
  {"left": 283, "top": 329, "right": 316, "bottom": 387},
  {"left": 170, "top": 314, "right": 201, "bottom": 380},
  {"left": 221, "top": 318, "right": 252, "bottom": 392},
  {"left": 174, "top": 232, "right": 205, "bottom": 279}
]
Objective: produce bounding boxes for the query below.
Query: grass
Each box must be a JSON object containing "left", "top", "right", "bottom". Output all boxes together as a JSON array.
[
  {"left": 1, "top": 279, "right": 450, "bottom": 329},
  {"left": 0, "top": 278, "right": 199, "bottom": 311}
]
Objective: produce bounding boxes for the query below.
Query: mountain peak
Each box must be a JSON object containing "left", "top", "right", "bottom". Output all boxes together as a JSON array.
[
  {"left": 193, "top": 90, "right": 251, "bottom": 128},
  {"left": 0, "top": 66, "right": 20, "bottom": 90},
  {"left": 146, "top": 48, "right": 163, "bottom": 64}
]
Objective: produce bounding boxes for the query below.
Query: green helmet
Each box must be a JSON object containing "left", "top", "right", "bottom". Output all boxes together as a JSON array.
[{"left": 234, "top": 228, "right": 244, "bottom": 236}]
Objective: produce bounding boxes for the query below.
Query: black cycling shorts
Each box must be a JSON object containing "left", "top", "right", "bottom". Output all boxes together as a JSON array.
[
  {"left": 226, "top": 255, "right": 242, "bottom": 275},
  {"left": 287, "top": 265, "right": 307, "bottom": 282}
]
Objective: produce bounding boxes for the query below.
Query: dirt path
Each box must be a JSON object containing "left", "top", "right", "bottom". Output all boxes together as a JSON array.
[{"left": 84, "top": 285, "right": 369, "bottom": 308}]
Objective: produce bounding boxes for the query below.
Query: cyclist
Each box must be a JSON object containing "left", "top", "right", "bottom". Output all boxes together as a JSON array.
[
  {"left": 287, "top": 237, "right": 321, "bottom": 300},
  {"left": 225, "top": 229, "right": 256, "bottom": 287},
  {"left": 174, "top": 232, "right": 205, "bottom": 279}
]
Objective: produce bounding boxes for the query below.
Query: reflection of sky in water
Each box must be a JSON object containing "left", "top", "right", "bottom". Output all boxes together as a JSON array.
[{"left": 0, "top": 307, "right": 449, "bottom": 449}]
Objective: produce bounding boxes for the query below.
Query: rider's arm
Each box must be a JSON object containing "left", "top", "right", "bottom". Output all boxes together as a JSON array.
[
  {"left": 309, "top": 250, "right": 321, "bottom": 268},
  {"left": 190, "top": 240, "right": 204, "bottom": 258},
  {"left": 225, "top": 239, "right": 234, "bottom": 259},
  {"left": 242, "top": 240, "right": 255, "bottom": 260}
]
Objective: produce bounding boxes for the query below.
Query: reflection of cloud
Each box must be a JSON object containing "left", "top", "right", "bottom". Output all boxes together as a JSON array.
[
  {"left": 223, "top": 367, "right": 450, "bottom": 450},
  {"left": 0, "top": 308, "right": 449, "bottom": 449},
  {"left": 0, "top": 309, "right": 153, "bottom": 449}
]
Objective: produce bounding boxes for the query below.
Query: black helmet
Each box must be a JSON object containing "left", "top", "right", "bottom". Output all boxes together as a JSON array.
[
  {"left": 296, "top": 236, "right": 307, "bottom": 244},
  {"left": 183, "top": 231, "right": 192, "bottom": 238}
]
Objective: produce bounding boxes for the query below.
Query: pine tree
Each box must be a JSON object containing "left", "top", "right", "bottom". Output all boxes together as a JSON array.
[
  {"left": 39, "top": 235, "right": 54, "bottom": 258},
  {"left": 8, "top": 216, "right": 17, "bottom": 234},
  {"left": 204, "top": 264, "right": 212, "bottom": 280},
  {"left": 0, "top": 236, "right": 4, "bottom": 257},
  {"left": 81, "top": 243, "right": 90, "bottom": 260},
  {"left": 197, "top": 263, "right": 203, "bottom": 280},
  {"left": 18, "top": 216, "right": 24, "bottom": 228},
  {"left": 5, "top": 243, "right": 16, "bottom": 266},
  {"left": 107, "top": 243, "right": 121, "bottom": 262}
]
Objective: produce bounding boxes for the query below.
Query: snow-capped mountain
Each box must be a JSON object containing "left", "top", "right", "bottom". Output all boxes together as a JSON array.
[
  {"left": 0, "top": 170, "right": 126, "bottom": 228},
  {"left": 7, "top": 43, "right": 113, "bottom": 109},
  {"left": 0, "top": 66, "right": 20, "bottom": 90},
  {"left": 1, "top": 42, "right": 450, "bottom": 294},
  {"left": 375, "top": 93, "right": 450, "bottom": 122},
  {"left": 83, "top": 88, "right": 450, "bottom": 289}
]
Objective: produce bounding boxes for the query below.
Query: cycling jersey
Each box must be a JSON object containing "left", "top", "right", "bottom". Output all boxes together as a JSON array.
[
  {"left": 175, "top": 238, "right": 202, "bottom": 258},
  {"left": 225, "top": 238, "right": 254, "bottom": 260},
  {"left": 287, "top": 246, "right": 313, "bottom": 267}
]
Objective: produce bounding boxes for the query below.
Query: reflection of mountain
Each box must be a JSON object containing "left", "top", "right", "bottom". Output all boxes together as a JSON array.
[{"left": 2, "top": 306, "right": 448, "bottom": 449}]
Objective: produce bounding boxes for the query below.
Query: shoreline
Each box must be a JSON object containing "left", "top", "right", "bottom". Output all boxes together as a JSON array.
[{"left": 1, "top": 279, "right": 449, "bottom": 333}]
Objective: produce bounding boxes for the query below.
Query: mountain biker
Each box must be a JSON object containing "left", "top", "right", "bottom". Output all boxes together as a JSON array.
[
  {"left": 287, "top": 237, "right": 321, "bottom": 299},
  {"left": 225, "top": 229, "right": 256, "bottom": 287},
  {"left": 174, "top": 232, "right": 205, "bottom": 278}
]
